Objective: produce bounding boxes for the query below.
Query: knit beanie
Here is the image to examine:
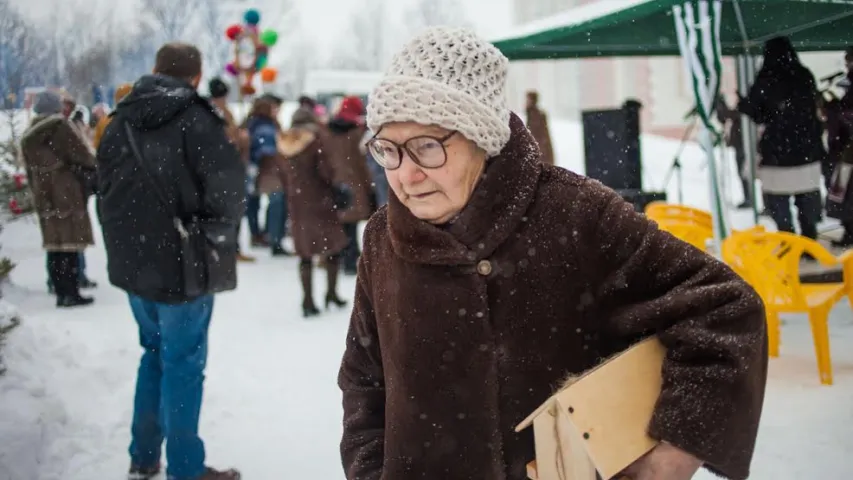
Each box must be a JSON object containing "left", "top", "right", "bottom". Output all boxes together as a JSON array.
[
  {"left": 33, "top": 91, "right": 63, "bottom": 115},
  {"left": 337, "top": 96, "right": 365, "bottom": 124},
  {"left": 208, "top": 77, "right": 229, "bottom": 99},
  {"left": 367, "top": 26, "right": 511, "bottom": 157}
]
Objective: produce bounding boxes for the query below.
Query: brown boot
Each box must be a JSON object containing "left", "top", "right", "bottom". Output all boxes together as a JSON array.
[
  {"left": 236, "top": 252, "right": 256, "bottom": 262},
  {"left": 250, "top": 234, "right": 269, "bottom": 247},
  {"left": 197, "top": 467, "right": 241, "bottom": 479},
  {"left": 300, "top": 260, "right": 320, "bottom": 318},
  {"left": 325, "top": 255, "right": 348, "bottom": 310}
]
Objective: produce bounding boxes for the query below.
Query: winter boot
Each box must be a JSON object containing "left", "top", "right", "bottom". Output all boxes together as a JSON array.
[
  {"left": 57, "top": 295, "right": 95, "bottom": 308},
  {"left": 250, "top": 234, "right": 269, "bottom": 247},
  {"left": 127, "top": 462, "right": 160, "bottom": 480},
  {"left": 325, "top": 255, "right": 348, "bottom": 310},
  {"left": 197, "top": 467, "right": 241, "bottom": 479},
  {"left": 300, "top": 260, "right": 320, "bottom": 318},
  {"left": 53, "top": 253, "right": 94, "bottom": 308},
  {"left": 236, "top": 252, "right": 257, "bottom": 262}
]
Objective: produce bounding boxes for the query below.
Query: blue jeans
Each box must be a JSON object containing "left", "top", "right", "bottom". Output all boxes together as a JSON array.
[
  {"left": 46, "top": 252, "right": 86, "bottom": 288},
  {"left": 266, "top": 191, "right": 287, "bottom": 247},
  {"left": 246, "top": 193, "right": 261, "bottom": 237},
  {"left": 128, "top": 294, "right": 214, "bottom": 480}
]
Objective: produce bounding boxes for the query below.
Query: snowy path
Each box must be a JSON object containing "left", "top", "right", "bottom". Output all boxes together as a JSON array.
[{"left": 1, "top": 211, "right": 853, "bottom": 479}]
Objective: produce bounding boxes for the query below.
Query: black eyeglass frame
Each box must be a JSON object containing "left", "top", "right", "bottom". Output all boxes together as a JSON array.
[{"left": 366, "top": 130, "right": 458, "bottom": 170}]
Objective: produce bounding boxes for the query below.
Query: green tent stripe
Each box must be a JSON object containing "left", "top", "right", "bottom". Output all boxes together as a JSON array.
[{"left": 673, "top": 0, "right": 728, "bottom": 242}]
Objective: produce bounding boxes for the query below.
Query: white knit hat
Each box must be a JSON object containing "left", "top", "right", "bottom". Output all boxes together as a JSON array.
[{"left": 367, "top": 26, "right": 512, "bottom": 158}]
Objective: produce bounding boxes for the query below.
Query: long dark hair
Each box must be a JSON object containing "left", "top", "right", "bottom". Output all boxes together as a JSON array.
[{"left": 242, "top": 97, "right": 282, "bottom": 131}]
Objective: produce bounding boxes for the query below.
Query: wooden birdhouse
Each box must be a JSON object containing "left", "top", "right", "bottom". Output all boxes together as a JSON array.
[{"left": 515, "top": 337, "right": 666, "bottom": 480}]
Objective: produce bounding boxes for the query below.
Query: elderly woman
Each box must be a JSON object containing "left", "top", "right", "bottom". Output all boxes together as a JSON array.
[
  {"left": 21, "top": 91, "right": 97, "bottom": 308},
  {"left": 278, "top": 109, "right": 349, "bottom": 317},
  {"left": 338, "top": 27, "right": 768, "bottom": 480}
]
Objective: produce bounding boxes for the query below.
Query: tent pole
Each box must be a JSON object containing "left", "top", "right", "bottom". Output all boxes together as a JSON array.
[
  {"left": 700, "top": 125, "right": 725, "bottom": 252},
  {"left": 736, "top": 55, "right": 760, "bottom": 225}
]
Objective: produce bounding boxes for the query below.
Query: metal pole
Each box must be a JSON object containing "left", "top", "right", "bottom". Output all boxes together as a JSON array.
[
  {"left": 746, "top": 56, "right": 760, "bottom": 220},
  {"left": 736, "top": 55, "right": 759, "bottom": 224},
  {"left": 701, "top": 125, "right": 726, "bottom": 252}
]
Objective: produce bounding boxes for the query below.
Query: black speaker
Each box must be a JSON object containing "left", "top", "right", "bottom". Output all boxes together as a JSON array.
[
  {"left": 616, "top": 189, "right": 667, "bottom": 212},
  {"left": 581, "top": 103, "right": 642, "bottom": 191}
]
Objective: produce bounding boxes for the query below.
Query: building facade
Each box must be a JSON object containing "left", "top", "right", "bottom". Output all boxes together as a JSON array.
[{"left": 507, "top": 0, "right": 845, "bottom": 138}]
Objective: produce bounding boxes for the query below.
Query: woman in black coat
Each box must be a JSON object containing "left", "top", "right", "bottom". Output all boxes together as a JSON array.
[{"left": 738, "top": 36, "right": 826, "bottom": 239}]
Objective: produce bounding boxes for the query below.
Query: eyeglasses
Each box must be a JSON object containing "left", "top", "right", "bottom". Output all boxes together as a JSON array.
[{"left": 366, "top": 131, "right": 457, "bottom": 170}]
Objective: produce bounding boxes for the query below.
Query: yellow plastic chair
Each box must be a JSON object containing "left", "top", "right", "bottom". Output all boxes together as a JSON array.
[
  {"left": 645, "top": 202, "right": 713, "bottom": 229},
  {"left": 721, "top": 229, "right": 762, "bottom": 287},
  {"left": 728, "top": 231, "right": 853, "bottom": 385},
  {"left": 656, "top": 221, "right": 714, "bottom": 252}
]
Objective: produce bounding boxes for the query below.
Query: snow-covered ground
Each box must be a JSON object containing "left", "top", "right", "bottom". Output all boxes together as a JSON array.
[{"left": 0, "top": 116, "right": 852, "bottom": 479}]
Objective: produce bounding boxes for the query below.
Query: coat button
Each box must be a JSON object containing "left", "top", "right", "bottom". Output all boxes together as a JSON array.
[{"left": 477, "top": 259, "right": 492, "bottom": 276}]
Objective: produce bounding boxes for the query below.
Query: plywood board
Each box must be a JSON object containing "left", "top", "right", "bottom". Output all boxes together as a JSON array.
[{"left": 553, "top": 337, "right": 665, "bottom": 479}]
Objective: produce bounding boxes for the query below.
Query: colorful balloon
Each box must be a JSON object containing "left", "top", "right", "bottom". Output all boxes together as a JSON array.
[
  {"left": 243, "top": 9, "right": 261, "bottom": 26},
  {"left": 260, "top": 67, "right": 278, "bottom": 83},
  {"left": 255, "top": 54, "right": 268, "bottom": 70},
  {"left": 260, "top": 29, "right": 278, "bottom": 47},
  {"left": 224, "top": 63, "right": 238, "bottom": 76},
  {"left": 225, "top": 24, "right": 243, "bottom": 40}
]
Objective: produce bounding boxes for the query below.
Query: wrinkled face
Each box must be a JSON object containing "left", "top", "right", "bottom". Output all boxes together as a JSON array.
[{"left": 378, "top": 122, "right": 487, "bottom": 224}]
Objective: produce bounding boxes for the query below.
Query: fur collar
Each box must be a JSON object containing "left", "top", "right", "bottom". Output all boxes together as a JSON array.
[
  {"left": 278, "top": 128, "right": 317, "bottom": 157},
  {"left": 21, "top": 114, "right": 65, "bottom": 144},
  {"left": 386, "top": 113, "right": 542, "bottom": 265}
]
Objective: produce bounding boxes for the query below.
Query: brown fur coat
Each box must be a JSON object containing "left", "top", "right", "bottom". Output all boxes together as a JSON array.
[
  {"left": 338, "top": 114, "right": 767, "bottom": 480},
  {"left": 20, "top": 114, "right": 95, "bottom": 252},
  {"left": 278, "top": 127, "right": 347, "bottom": 258}
]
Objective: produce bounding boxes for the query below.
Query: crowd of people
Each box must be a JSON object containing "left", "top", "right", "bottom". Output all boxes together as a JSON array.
[{"left": 19, "top": 24, "right": 853, "bottom": 480}]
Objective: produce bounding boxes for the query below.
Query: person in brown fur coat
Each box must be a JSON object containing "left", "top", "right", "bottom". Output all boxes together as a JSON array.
[
  {"left": 525, "top": 90, "right": 555, "bottom": 166},
  {"left": 278, "top": 109, "right": 349, "bottom": 317},
  {"left": 338, "top": 27, "right": 767, "bottom": 480}
]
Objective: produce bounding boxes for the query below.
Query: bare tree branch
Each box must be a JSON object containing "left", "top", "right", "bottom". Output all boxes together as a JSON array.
[
  {"left": 407, "top": 0, "right": 473, "bottom": 32},
  {"left": 140, "top": 0, "right": 204, "bottom": 44}
]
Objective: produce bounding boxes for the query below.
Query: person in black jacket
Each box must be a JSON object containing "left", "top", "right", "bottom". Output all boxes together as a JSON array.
[
  {"left": 739, "top": 36, "right": 825, "bottom": 240},
  {"left": 96, "top": 43, "right": 244, "bottom": 480}
]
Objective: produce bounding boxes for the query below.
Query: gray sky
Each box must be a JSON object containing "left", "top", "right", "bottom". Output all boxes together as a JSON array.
[{"left": 12, "top": 0, "right": 514, "bottom": 48}]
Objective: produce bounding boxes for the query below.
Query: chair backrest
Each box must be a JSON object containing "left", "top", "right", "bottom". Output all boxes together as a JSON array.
[
  {"left": 644, "top": 202, "right": 713, "bottom": 229},
  {"left": 721, "top": 229, "right": 765, "bottom": 289},
  {"left": 656, "top": 222, "right": 713, "bottom": 251},
  {"left": 730, "top": 231, "right": 836, "bottom": 310}
]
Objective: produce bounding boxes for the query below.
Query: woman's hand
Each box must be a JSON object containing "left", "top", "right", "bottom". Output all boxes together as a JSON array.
[{"left": 619, "top": 442, "right": 702, "bottom": 480}]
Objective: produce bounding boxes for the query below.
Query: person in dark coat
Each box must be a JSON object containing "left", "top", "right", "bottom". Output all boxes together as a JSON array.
[
  {"left": 738, "top": 36, "right": 825, "bottom": 239},
  {"left": 324, "top": 96, "right": 373, "bottom": 275},
  {"left": 340, "top": 26, "right": 767, "bottom": 480},
  {"left": 20, "top": 90, "right": 97, "bottom": 307},
  {"left": 96, "top": 42, "right": 243, "bottom": 480},
  {"left": 277, "top": 108, "right": 349, "bottom": 317},
  {"left": 525, "top": 90, "right": 555, "bottom": 166},
  {"left": 208, "top": 77, "right": 255, "bottom": 262},
  {"left": 825, "top": 46, "right": 853, "bottom": 245}
]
